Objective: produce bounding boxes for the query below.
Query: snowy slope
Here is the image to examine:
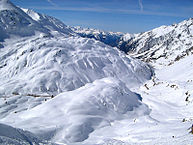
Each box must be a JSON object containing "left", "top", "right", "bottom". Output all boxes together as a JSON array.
[
  {"left": 22, "top": 8, "right": 74, "bottom": 35},
  {"left": 0, "top": 32, "right": 153, "bottom": 143},
  {"left": 0, "top": 123, "right": 51, "bottom": 145},
  {"left": 0, "top": 34, "right": 152, "bottom": 96},
  {"left": 0, "top": 1, "right": 153, "bottom": 144},
  {"left": 80, "top": 41, "right": 193, "bottom": 145},
  {"left": 0, "top": 0, "right": 49, "bottom": 41},
  {"left": 123, "top": 54, "right": 193, "bottom": 145},
  {"left": 0, "top": 0, "right": 73, "bottom": 41},
  {"left": 71, "top": 19, "right": 193, "bottom": 144},
  {"left": 1, "top": 1, "right": 192, "bottom": 145},
  {"left": 71, "top": 26, "right": 137, "bottom": 53},
  {"left": 1, "top": 78, "right": 150, "bottom": 143},
  {"left": 73, "top": 19, "right": 193, "bottom": 68},
  {"left": 0, "top": 33, "right": 152, "bottom": 144},
  {"left": 122, "top": 18, "right": 193, "bottom": 67}
]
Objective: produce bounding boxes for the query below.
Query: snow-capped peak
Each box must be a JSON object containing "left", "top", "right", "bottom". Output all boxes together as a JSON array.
[
  {"left": 22, "top": 8, "right": 40, "bottom": 21},
  {"left": 126, "top": 18, "right": 193, "bottom": 66},
  {"left": 22, "top": 8, "right": 74, "bottom": 35},
  {"left": 0, "top": 0, "right": 15, "bottom": 11},
  {"left": 0, "top": 4, "right": 49, "bottom": 41},
  {"left": 0, "top": 1, "right": 74, "bottom": 41}
]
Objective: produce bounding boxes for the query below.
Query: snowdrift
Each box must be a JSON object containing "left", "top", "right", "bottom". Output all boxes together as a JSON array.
[{"left": 1, "top": 78, "right": 150, "bottom": 143}]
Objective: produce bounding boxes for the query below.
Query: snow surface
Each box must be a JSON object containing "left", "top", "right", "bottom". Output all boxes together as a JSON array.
[
  {"left": 0, "top": 34, "right": 152, "bottom": 96},
  {"left": 0, "top": 123, "right": 52, "bottom": 144},
  {"left": 22, "top": 8, "right": 40, "bottom": 21},
  {"left": 1, "top": 78, "right": 150, "bottom": 143},
  {"left": 0, "top": 1, "right": 154, "bottom": 144},
  {"left": 77, "top": 51, "right": 193, "bottom": 145},
  {"left": 0, "top": 32, "right": 152, "bottom": 144},
  {"left": 0, "top": 0, "right": 16, "bottom": 11},
  {"left": 0, "top": 1, "right": 73, "bottom": 41},
  {"left": 22, "top": 8, "right": 74, "bottom": 35},
  {"left": 0, "top": 1, "right": 193, "bottom": 144},
  {"left": 128, "top": 18, "right": 193, "bottom": 67}
]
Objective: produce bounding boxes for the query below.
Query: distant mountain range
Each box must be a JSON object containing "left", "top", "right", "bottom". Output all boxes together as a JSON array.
[
  {"left": 1, "top": 0, "right": 192, "bottom": 68},
  {"left": 72, "top": 19, "right": 193, "bottom": 66}
]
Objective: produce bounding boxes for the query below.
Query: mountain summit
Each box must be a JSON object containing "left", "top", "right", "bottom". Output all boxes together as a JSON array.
[
  {"left": 0, "top": 0, "right": 16, "bottom": 11},
  {"left": 0, "top": 0, "right": 73, "bottom": 41},
  {"left": 0, "top": 0, "right": 49, "bottom": 41}
]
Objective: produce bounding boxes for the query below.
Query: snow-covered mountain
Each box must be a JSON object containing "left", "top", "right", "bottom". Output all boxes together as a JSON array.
[
  {"left": 0, "top": 0, "right": 153, "bottom": 144},
  {"left": 71, "top": 27, "right": 124, "bottom": 48},
  {"left": 22, "top": 8, "right": 74, "bottom": 35},
  {"left": 0, "top": 34, "right": 152, "bottom": 96},
  {"left": 73, "top": 19, "right": 193, "bottom": 67},
  {"left": 0, "top": 0, "right": 49, "bottom": 41},
  {"left": 71, "top": 26, "right": 136, "bottom": 53},
  {"left": 127, "top": 18, "right": 193, "bottom": 67},
  {"left": 0, "top": 0, "right": 73, "bottom": 41},
  {"left": 21, "top": 6, "right": 193, "bottom": 67},
  {"left": 0, "top": 0, "right": 193, "bottom": 144},
  {"left": 0, "top": 123, "right": 50, "bottom": 144}
]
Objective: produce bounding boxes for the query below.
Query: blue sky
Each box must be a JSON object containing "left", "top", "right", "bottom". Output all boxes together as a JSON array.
[{"left": 12, "top": 0, "right": 193, "bottom": 33}]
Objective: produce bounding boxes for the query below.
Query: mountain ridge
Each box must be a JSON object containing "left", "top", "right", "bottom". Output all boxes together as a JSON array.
[
  {"left": 19, "top": 7, "right": 193, "bottom": 65},
  {"left": 0, "top": 0, "right": 16, "bottom": 11},
  {"left": 0, "top": 3, "right": 74, "bottom": 42},
  {"left": 72, "top": 18, "right": 193, "bottom": 67}
]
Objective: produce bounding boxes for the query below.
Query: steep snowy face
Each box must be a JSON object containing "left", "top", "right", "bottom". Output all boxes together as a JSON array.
[
  {"left": 0, "top": 0, "right": 15, "bottom": 11},
  {"left": 22, "top": 8, "right": 74, "bottom": 35},
  {"left": 126, "top": 18, "right": 193, "bottom": 66},
  {"left": 0, "top": 2, "right": 73, "bottom": 41},
  {"left": 21, "top": 8, "right": 40, "bottom": 21},
  {"left": 0, "top": 34, "right": 152, "bottom": 96},
  {"left": 0, "top": 1, "right": 50, "bottom": 41}
]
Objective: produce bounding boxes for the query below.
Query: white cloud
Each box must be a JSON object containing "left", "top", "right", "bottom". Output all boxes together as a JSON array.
[
  {"left": 47, "top": 0, "right": 57, "bottom": 6},
  {"left": 138, "top": 0, "right": 143, "bottom": 11},
  {"left": 31, "top": 6, "right": 188, "bottom": 18}
]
